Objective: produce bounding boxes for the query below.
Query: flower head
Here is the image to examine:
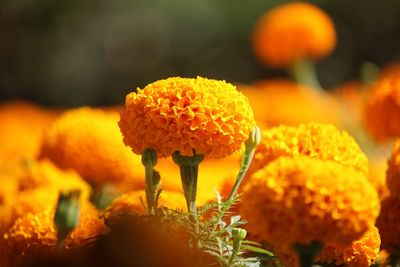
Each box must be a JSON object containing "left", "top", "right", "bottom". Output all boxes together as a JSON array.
[
  {"left": 317, "top": 226, "right": 381, "bottom": 266},
  {"left": 248, "top": 123, "right": 368, "bottom": 177},
  {"left": 386, "top": 140, "right": 400, "bottom": 196},
  {"left": 376, "top": 196, "right": 400, "bottom": 253},
  {"left": 253, "top": 2, "right": 336, "bottom": 67},
  {"left": 40, "top": 107, "right": 144, "bottom": 185},
  {"left": 365, "top": 75, "right": 400, "bottom": 141},
  {"left": 241, "top": 156, "right": 380, "bottom": 246},
  {"left": 119, "top": 76, "right": 255, "bottom": 158}
]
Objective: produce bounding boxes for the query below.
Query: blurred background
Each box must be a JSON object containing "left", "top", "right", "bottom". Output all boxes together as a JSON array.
[{"left": 1, "top": 0, "right": 400, "bottom": 107}]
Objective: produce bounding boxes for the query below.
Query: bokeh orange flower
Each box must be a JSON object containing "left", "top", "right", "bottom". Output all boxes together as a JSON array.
[
  {"left": 386, "top": 140, "right": 400, "bottom": 196},
  {"left": 0, "top": 100, "right": 59, "bottom": 172},
  {"left": 364, "top": 74, "right": 400, "bottom": 141},
  {"left": 119, "top": 76, "right": 255, "bottom": 158},
  {"left": 40, "top": 107, "right": 144, "bottom": 186},
  {"left": 253, "top": 2, "right": 336, "bottom": 68},
  {"left": 241, "top": 156, "right": 379, "bottom": 246},
  {"left": 238, "top": 80, "right": 339, "bottom": 128}
]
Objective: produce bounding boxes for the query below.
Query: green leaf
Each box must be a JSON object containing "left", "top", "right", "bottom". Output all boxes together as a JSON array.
[{"left": 241, "top": 245, "right": 274, "bottom": 257}]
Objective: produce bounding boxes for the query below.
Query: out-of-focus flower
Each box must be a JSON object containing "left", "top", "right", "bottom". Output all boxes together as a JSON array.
[
  {"left": 0, "top": 203, "right": 106, "bottom": 267},
  {"left": 241, "top": 156, "right": 379, "bottom": 246},
  {"left": 376, "top": 196, "right": 400, "bottom": 253},
  {"left": 18, "top": 159, "right": 91, "bottom": 200},
  {"left": 119, "top": 76, "right": 255, "bottom": 158},
  {"left": 368, "top": 158, "right": 390, "bottom": 201},
  {"left": 317, "top": 226, "right": 381, "bottom": 266},
  {"left": 0, "top": 100, "right": 59, "bottom": 172},
  {"left": 365, "top": 75, "right": 400, "bottom": 141},
  {"left": 238, "top": 80, "right": 339, "bottom": 128},
  {"left": 272, "top": 226, "right": 380, "bottom": 267},
  {"left": 249, "top": 123, "right": 368, "bottom": 177},
  {"left": 379, "top": 63, "right": 400, "bottom": 80},
  {"left": 252, "top": 2, "right": 336, "bottom": 68},
  {"left": 103, "top": 190, "right": 187, "bottom": 226},
  {"left": 40, "top": 107, "right": 144, "bottom": 186},
  {"left": 386, "top": 140, "right": 400, "bottom": 196}
]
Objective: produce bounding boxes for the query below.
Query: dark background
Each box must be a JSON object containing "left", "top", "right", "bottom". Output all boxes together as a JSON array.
[{"left": 1, "top": 0, "right": 400, "bottom": 107}]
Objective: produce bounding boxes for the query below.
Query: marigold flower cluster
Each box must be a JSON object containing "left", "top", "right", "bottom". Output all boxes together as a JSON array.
[
  {"left": 241, "top": 156, "right": 379, "bottom": 246},
  {"left": 40, "top": 107, "right": 144, "bottom": 185},
  {"left": 119, "top": 76, "right": 256, "bottom": 158},
  {"left": 252, "top": 2, "right": 336, "bottom": 67},
  {"left": 248, "top": 123, "right": 368, "bottom": 177},
  {"left": 365, "top": 74, "right": 400, "bottom": 141}
]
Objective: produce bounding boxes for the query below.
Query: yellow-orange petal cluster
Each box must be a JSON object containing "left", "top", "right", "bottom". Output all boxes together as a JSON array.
[
  {"left": 252, "top": 2, "right": 336, "bottom": 68},
  {"left": 238, "top": 80, "right": 339, "bottom": 128},
  {"left": 241, "top": 156, "right": 380, "bottom": 246},
  {"left": 119, "top": 76, "right": 256, "bottom": 158},
  {"left": 317, "top": 226, "right": 381, "bottom": 266},
  {"left": 376, "top": 196, "right": 400, "bottom": 254},
  {"left": 248, "top": 123, "right": 368, "bottom": 177},
  {"left": 386, "top": 140, "right": 400, "bottom": 195},
  {"left": 39, "top": 107, "right": 144, "bottom": 185},
  {"left": 364, "top": 75, "right": 400, "bottom": 141},
  {"left": 103, "top": 190, "right": 187, "bottom": 226},
  {"left": 0, "top": 100, "right": 59, "bottom": 172}
]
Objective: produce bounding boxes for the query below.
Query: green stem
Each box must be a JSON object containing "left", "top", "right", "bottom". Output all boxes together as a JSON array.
[
  {"left": 142, "top": 148, "right": 157, "bottom": 215},
  {"left": 292, "top": 242, "right": 323, "bottom": 267},
  {"left": 290, "top": 58, "right": 322, "bottom": 90}
]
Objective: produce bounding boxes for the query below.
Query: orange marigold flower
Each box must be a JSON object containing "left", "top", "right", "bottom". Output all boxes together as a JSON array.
[
  {"left": 238, "top": 80, "right": 339, "bottom": 128},
  {"left": 103, "top": 190, "right": 187, "bottom": 225},
  {"left": 317, "top": 226, "right": 381, "bottom": 266},
  {"left": 0, "top": 100, "right": 59, "bottom": 172},
  {"left": 386, "top": 140, "right": 400, "bottom": 196},
  {"left": 248, "top": 123, "right": 368, "bottom": 177},
  {"left": 119, "top": 76, "right": 256, "bottom": 158},
  {"left": 240, "top": 156, "right": 380, "bottom": 246},
  {"left": 40, "top": 107, "right": 144, "bottom": 185},
  {"left": 0, "top": 203, "right": 106, "bottom": 267},
  {"left": 376, "top": 196, "right": 400, "bottom": 253},
  {"left": 253, "top": 2, "right": 336, "bottom": 68},
  {"left": 364, "top": 75, "right": 400, "bottom": 141}
]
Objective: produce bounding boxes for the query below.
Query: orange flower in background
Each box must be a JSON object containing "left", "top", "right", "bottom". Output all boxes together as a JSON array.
[
  {"left": 368, "top": 158, "right": 390, "bottom": 201},
  {"left": 0, "top": 100, "right": 59, "bottom": 172},
  {"left": 386, "top": 140, "right": 400, "bottom": 196},
  {"left": 253, "top": 2, "right": 336, "bottom": 68},
  {"left": 0, "top": 203, "right": 106, "bottom": 267},
  {"left": 248, "top": 123, "right": 368, "bottom": 177},
  {"left": 273, "top": 226, "right": 380, "bottom": 267},
  {"left": 103, "top": 190, "right": 187, "bottom": 226},
  {"left": 376, "top": 196, "right": 400, "bottom": 254},
  {"left": 40, "top": 107, "right": 144, "bottom": 186},
  {"left": 238, "top": 80, "right": 339, "bottom": 127},
  {"left": 241, "top": 156, "right": 379, "bottom": 246},
  {"left": 317, "top": 226, "right": 381, "bottom": 266},
  {"left": 119, "top": 76, "right": 256, "bottom": 158},
  {"left": 364, "top": 74, "right": 400, "bottom": 141}
]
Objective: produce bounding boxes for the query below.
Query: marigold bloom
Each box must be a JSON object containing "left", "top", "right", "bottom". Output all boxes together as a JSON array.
[
  {"left": 386, "top": 140, "right": 400, "bottom": 196},
  {"left": 241, "top": 157, "right": 379, "bottom": 246},
  {"left": 0, "top": 203, "right": 106, "bottom": 267},
  {"left": 103, "top": 190, "right": 187, "bottom": 225},
  {"left": 248, "top": 123, "right": 368, "bottom": 177},
  {"left": 253, "top": 2, "right": 336, "bottom": 67},
  {"left": 376, "top": 196, "right": 400, "bottom": 253},
  {"left": 119, "top": 76, "right": 255, "bottom": 158},
  {"left": 0, "top": 101, "right": 58, "bottom": 172},
  {"left": 239, "top": 80, "right": 339, "bottom": 128},
  {"left": 317, "top": 226, "right": 380, "bottom": 266},
  {"left": 40, "top": 107, "right": 144, "bottom": 185},
  {"left": 365, "top": 75, "right": 400, "bottom": 141}
]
